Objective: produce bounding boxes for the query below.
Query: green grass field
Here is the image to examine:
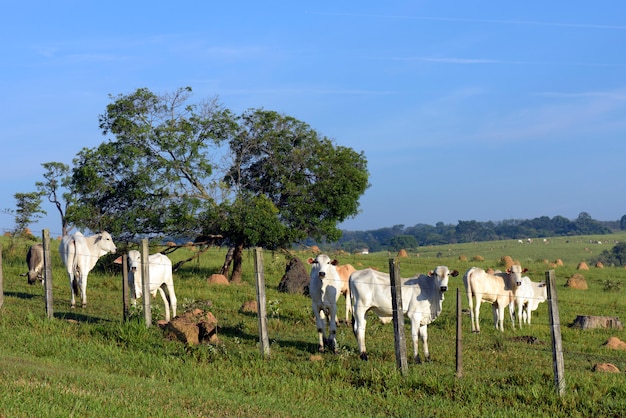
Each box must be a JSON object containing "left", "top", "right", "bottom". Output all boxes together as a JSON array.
[{"left": 1, "top": 233, "right": 626, "bottom": 417}]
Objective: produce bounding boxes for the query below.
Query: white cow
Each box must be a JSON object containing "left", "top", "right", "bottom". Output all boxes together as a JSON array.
[
  {"left": 307, "top": 254, "right": 344, "bottom": 353},
  {"left": 127, "top": 250, "right": 177, "bottom": 322},
  {"left": 463, "top": 265, "right": 527, "bottom": 333},
  {"left": 350, "top": 266, "right": 459, "bottom": 363},
  {"left": 336, "top": 263, "right": 356, "bottom": 323},
  {"left": 510, "top": 276, "right": 547, "bottom": 327},
  {"left": 59, "top": 231, "right": 117, "bottom": 308},
  {"left": 22, "top": 243, "right": 44, "bottom": 285}
]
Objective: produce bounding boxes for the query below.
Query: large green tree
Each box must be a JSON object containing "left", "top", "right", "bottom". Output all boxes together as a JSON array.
[
  {"left": 207, "top": 108, "right": 369, "bottom": 281},
  {"left": 64, "top": 87, "right": 369, "bottom": 282}
]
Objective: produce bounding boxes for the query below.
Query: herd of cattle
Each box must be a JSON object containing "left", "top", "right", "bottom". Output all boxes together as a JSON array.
[
  {"left": 308, "top": 254, "right": 547, "bottom": 362},
  {"left": 22, "top": 232, "right": 547, "bottom": 362}
]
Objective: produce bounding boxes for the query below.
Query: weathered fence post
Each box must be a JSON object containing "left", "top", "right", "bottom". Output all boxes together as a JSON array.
[
  {"left": 456, "top": 287, "right": 463, "bottom": 378},
  {"left": 141, "top": 239, "right": 152, "bottom": 327},
  {"left": 546, "top": 269, "right": 565, "bottom": 396},
  {"left": 254, "top": 247, "right": 270, "bottom": 358},
  {"left": 389, "top": 258, "right": 408, "bottom": 374},
  {"left": 42, "top": 229, "right": 54, "bottom": 319},
  {"left": 0, "top": 243, "right": 3, "bottom": 309},
  {"left": 122, "top": 253, "right": 129, "bottom": 321}
]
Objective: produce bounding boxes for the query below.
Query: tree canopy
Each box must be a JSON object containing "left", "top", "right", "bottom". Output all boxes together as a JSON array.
[{"left": 53, "top": 87, "right": 369, "bottom": 281}]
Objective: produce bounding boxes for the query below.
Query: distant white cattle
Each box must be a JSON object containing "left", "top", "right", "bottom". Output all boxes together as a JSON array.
[
  {"left": 22, "top": 243, "right": 44, "bottom": 285},
  {"left": 463, "top": 265, "right": 527, "bottom": 332},
  {"left": 127, "top": 250, "right": 177, "bottom": 322},
  {"left": 350, "top": 266, "right": 459, "bottom": 363},
  {"left": 510, "top": 276, "right": 547, "bottom": 327},
  {"left": 59, "top": 231, "right": 117, "bottom": 308},
  {"left": 307, "top": 254, "right": 344, "bottom": 353},
  {"left": 336, "top": 263, "right": 356, "bottom": 323}
]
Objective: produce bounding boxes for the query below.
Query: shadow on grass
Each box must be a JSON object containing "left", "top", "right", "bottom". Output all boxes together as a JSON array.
[
  {"left": 52, "top": 310, "right": 113, "bottom": 324},
  {"left": 4, "top": 291, "right": 38, "bottom": 300},
  {"left": 218, "top": 323, "right": 318, "bottom": 353}
]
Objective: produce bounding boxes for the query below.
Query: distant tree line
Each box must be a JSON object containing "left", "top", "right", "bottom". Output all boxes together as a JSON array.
[{"left": 309, "top": 212, "right": 623, "bottom": 253}]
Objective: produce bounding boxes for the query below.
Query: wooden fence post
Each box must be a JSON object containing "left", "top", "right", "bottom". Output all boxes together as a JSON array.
[
  {"left": 122, "top": 253, "right": 129, "bottom": 321},
  {"left": 42, "top": 230, "right": 54, "bottom": 319},
  {"left": 389, "top": 258, "right": 408, "bottom": 374},
  {"left": 142, "top": 239, "right": 152, "bottom": 327},
  {"left": 254, "top": 248, "right": 270, "bottom": 358},
  {"left": 456, "top": 287, "right": 463, "bottom": 378},
  {"left": 546, "top": 269, "right": 565, "bottom": 396}
]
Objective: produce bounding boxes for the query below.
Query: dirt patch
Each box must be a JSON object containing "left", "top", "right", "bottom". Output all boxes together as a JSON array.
[
  {"left": 592, "top": 363, "right": 620, "bottom": 373},
  {"left": 604, "top": 337, "right": 626, "bottom": 350},
  {"left": 207, "top": 274, "right": 229, "bottom": 285},
  {"left": 511, "top": 336, "right": 544, "bottom": 345}
]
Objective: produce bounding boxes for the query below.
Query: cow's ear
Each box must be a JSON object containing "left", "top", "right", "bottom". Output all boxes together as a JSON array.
[
  {"left": 428, "top": 270, "right": 435, "bottom": 277},
  {"left": 331, "top": 259, "right": 339, "bottom": 266},
  {"left": 523, "top": 268, "right": 529, "bottom": 273},
  {"left": 451, "top": 270, "right": 459, "bottom": 277},
  {"left": 307, "top": 258, "right": 314, "bottom": 264},
  {"left": 506, "top": 268, "right": 511, "bottom": 274}
]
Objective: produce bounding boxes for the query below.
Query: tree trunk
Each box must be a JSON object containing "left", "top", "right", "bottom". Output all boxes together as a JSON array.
[
  {"left": 230, "top": 243, "right": 245, "bottom": 283},
  {"left": 219, "top": 247, "right": 235, "bottom": 276}
]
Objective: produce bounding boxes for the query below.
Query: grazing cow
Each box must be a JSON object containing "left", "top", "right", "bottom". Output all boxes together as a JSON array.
[
  {"left": 463, "top": 265, "right": 527, "bottom": 332},
  {"left": 350, "top": 266, "right": 459, "bottom": 363},
  {"left": 22, "top": 243, "right": 44, "bottom": 285},
  {"left": 127, "top": 250, "right": 177, "bottom": 322},
  {"left": 307, "top": 254, "right": 344, "bottom": 353},
  {"left": 336, "top": 263, "right": 356, "bottom": 323},
  {"left": 59, "top": 231, "right": 117, "bottom": 308},
  {"left": 510, "top": 276, "right": 547, "bottom": 327}
]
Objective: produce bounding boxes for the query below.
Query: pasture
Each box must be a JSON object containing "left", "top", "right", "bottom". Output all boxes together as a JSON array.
[{"left": 1, "top": 234, "right": 626, "bottom": 417}]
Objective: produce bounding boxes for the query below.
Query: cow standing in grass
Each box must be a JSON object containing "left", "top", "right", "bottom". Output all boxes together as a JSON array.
[
  {"left": 308, "top": 254, "right": 344, "bottom": 353},
  {"left": 463, "top": 264, "right": 527, "bottom": 332},
  {"left": 350, "top": 266, "right": 459, "bottom": 362},
  {"left": 127, "top": 250, "right": 177, "bottom": 322},
  {"left": 59, "top": 231, "right": 117, "bottom": 308}
]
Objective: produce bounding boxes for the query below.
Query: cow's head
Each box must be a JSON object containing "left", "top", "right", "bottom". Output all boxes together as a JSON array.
[
  {"left": 27, "top": 270, "right": 42, "bottom": 285},
  {"left": 127, "top": 250, "right": 142, "bottom": 299},
  {"left": 427, "top": 266, "right": 458, "bottom": 292},
  {"left": 506, "top": 264, "right": 528, "bottom": 286},
  {"left": 307, "top": 254, "right": 340, "bottom": 300},
  {"left": 96, "top": 231, "right": 117, "bottom": 255}
]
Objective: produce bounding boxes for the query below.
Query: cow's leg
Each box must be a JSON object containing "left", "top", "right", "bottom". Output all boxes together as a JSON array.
[
  {"left": 491, "top": 302, "right": 500, "bottom": 330},
  {"left": 157, "top": 288, "right": 171, "bottom": 322},
  {"left": 68, "top": 273, "right": 76, "bottom": 308},
  {"left": 315, "top": 308, "right": 327, "bottom": 352},
  {"left": 410, "top": 320, "right": 421, "bottom": 363},
  {"left": 418, "top": 324, "right": 430, "bottom": 363},
  {"left": 344, "top": 286, "right": 351, "bottom": 324},
  {"left": 354, "top": 308, "right": 368, "bottom": 360},
  {"left": 328, "top": 307, "right": 338, "bottom": 353},
  {"left": 473, "top": 297, "right": 482, "bottom": 333},
  {"left": 167, "top": 285, "right": 177, "bottom": 319},
  {"left": 80, "top": 274, "right": 88, "bottom": 308}
]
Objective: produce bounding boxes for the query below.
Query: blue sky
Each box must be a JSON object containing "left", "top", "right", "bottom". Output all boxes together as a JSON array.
[{"left": 2, "top": 1, "right": 626, "bottom": 237}]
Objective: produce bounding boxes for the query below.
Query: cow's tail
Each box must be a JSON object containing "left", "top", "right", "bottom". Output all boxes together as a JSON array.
[
  {"left": 349, "top": 278, "right": 357, "bottom": 337},
  {"left": 69, "top": 238, "right": 80, "bottom": 296}
]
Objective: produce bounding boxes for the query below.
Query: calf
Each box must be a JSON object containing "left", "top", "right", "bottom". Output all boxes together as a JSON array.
[
  {"left": 307, "top": 254, "right": 344, "bottom": 353},
  {"left": 22, "top": 243, "right": 44, "bottom": 285},
  {"left": 127, "top": 250, "right": 177, "bottom": 322},
  {"left": 463, "top": 265, "right": 527, "bottom": 332},
  {"left": 350, "top": 266, "right": 459, "bottom": 362},
  {"left": 510, "top": 276, "right": 547, "bottom": 327}
]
